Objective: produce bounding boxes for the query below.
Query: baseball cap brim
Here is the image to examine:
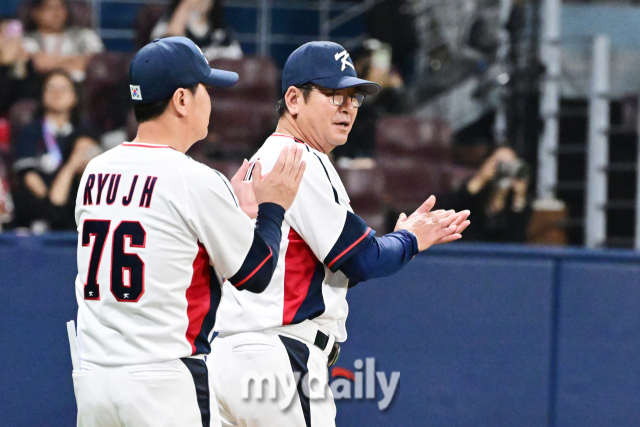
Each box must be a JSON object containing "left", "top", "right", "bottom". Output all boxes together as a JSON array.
[
  {"left": 203, "top": 67, "right": 239, "bottom": 88},
  {"left": 309, "top": 75, "right": 381, "bottom": 95}
]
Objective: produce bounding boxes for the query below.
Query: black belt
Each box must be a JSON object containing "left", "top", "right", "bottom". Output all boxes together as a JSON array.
[{"left": 314, "top": 330, "right": 340, "bottom": 367}]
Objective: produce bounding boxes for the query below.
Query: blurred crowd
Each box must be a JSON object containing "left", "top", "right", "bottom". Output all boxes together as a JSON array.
[
  {"left": 0, "top": 0, "right": 534, "bottom": 244},
  {"left": 0, "top": 0, "right": 247, "bottom": 233}
]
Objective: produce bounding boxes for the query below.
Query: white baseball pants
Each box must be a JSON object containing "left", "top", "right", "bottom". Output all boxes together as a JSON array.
[
  {"left": 207, "top": 331, "right": 336, "bottom": 427},
  {"left": 73, "top": 358, "right": 221, "bottom": 427}
]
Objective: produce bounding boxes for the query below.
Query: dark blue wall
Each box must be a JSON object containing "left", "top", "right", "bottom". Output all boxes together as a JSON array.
[
  {"left": 2, "top": 234, "right": 640, "bottom": 426},
  {"left": 0, "top": 233, "right": 78, "bottom": 427},
  {"left": 336, "top": 252, "right": 554, "bottom": 427},
  {"left": 0, "top": 0, "right": 21, "bottom": 17}
]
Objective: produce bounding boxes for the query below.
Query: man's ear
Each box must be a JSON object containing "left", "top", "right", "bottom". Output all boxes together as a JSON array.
[
  {"left": 284, "top": 86, "right": 302, "bottom": 116},
  {"left": 171, "top": 88, "right": 189, "bottom": 118}
]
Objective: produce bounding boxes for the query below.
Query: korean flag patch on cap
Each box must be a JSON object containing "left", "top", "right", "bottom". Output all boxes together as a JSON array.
[{"left": 130, "top": 85, "right": 142, "bottom": 101}]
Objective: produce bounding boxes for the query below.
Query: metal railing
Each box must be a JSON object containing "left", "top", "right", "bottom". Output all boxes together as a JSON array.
[
  {"left": 585, "top": 35, "right": 611, "bottom": 248},
  {"left": 543, "top": 30, "right": 640, "bottom": 249},
  {"left": 538, "top": 0, "right": 561, "bottom": 201}
]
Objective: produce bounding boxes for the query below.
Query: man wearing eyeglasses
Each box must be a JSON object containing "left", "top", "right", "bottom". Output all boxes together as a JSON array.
[{"left": 207, "top": 41, "right": 471, "bottom": 427}]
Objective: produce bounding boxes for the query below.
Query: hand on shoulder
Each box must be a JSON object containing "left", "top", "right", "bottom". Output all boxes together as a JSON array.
[{"left": 251, "top": 145, "right": 306, "bottom": 211}]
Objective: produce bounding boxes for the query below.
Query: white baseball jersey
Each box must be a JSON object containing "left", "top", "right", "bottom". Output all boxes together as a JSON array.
[
  {"left": 75, "top": 142, "right": 267, "bottom": 367},
  {"left": 214, "top": 134, "right": 372, "bottom": 342}
]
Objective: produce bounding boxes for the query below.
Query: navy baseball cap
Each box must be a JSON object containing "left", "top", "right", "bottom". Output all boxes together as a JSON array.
[
  {"left": 281, "top": 41, "right": 381, "bottom": 96},
  {"left": 129, "top": 37, "right": 239, "bottom": 104}
]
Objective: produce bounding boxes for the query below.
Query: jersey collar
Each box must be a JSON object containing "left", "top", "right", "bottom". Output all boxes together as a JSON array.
[
  {"left": 271, "top": 133, "right": 308, "bottom": 146},
  {"left": 122, "top": 142, "right": 175, "bottom": 150},
  {"left": 270, "top": 133, "right": 324, "bottom": 155}
]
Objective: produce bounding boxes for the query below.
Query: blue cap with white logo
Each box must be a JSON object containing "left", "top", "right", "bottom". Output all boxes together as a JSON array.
[
  {"left": 281, "top": 41, "right": 381, "bottom": 96},
  {"left": 129, "top": 36, "right": 239, "bottom": 104}
]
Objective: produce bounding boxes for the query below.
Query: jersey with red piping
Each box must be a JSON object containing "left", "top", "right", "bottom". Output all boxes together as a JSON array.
[
  {"left": 214, "top": 134, "right": 372, "bottom": 342},
  {"left": 75, "top": 142, "right": 258, "bottom": 366}
]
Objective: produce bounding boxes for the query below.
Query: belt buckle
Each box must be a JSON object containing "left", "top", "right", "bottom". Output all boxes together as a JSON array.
[{"left": 327, "top": 342, "right": 340, "bottom": 367}]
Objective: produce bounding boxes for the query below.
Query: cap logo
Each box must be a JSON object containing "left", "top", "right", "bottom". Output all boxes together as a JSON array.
[
  {"left": 195, "top": 45, "right": 208, "bottom": 63},
  {"left": 335, "top": 50, "right": 355, "bottom": 72},
  {"left": 130, "top": 85, "right": 142, "bottom": 100}
]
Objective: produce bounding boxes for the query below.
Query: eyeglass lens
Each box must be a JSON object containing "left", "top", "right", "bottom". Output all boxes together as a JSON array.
[{"left": 332, "top": 93, "right": 365, "bottom": 108}]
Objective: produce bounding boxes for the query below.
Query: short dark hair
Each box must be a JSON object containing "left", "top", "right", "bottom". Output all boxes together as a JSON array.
[
  {"left": 26, "top": 0, "right": 72, "bottom": 32},
  {"left": 134, "top": 84, "right": 198, "bottom": 123},
  {"left": 169, "top": 0, "right": 225, "bottom": 30},
  {"left": 41, "top": 68, "right": 81, "bottom": 124},
  {"left": 276, "top": 85, "right": 313, "bottom": 117}
]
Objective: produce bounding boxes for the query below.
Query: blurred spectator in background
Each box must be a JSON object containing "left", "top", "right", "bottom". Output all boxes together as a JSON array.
[
  {"left": 442, "top": 147, "right": 532, "bottom": 243},
  {"left": 151, "top": 0, "right": 242, "bottom": 61},
  {"left": 0, "top": 17, "right": 41, "bottom": 114},
  {"left": 0, "top": 150, "right": 13, "bottom": 229},
  {"left": 0, "top": 185, "right": 13, "bottom": 229},
  {"left": 23, "top": 0, "right": 104, "bottom": 81},
  {"left": 11, "top": 69, "right": 99, "bottom": 231},
  {"left": 365, "top": 0, "right": 418, "bottom": 83},
  {"left": 333, "top": 39, "right": 404, "bottom": 161}
]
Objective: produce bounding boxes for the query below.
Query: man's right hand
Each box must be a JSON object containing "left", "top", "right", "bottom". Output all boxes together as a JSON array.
[
  {"left": 251, "top": 145, "right": 306, "bottom": 211},
  {"left": 397, "top": 195, "right": 471, "bottom": 246},
  {"left": 395, "top": 209, "right": 470, "bottom": 252}
]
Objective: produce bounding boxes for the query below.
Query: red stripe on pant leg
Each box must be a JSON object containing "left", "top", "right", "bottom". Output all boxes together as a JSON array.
[
  {"left": 283, "top": 229, "right": 318, "bottom": 325},
  {"left": 185, "top": 242, "right": 211, "bottom": 354}
]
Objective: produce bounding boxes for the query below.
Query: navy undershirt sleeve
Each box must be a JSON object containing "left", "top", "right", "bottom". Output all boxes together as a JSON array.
[
  {"left": 226, "top": 202, "right": 285, "bottom": 293},
  {"left": 254, "top": 202, "right": 285, "bottom": 251},
  {"left": 339, "top": 229, "right": 419, "bottom": 287}
]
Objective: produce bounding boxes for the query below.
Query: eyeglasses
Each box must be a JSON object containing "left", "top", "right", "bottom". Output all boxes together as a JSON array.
[{"left": 300, "top": 85, "right": 366, "bottom": 108}]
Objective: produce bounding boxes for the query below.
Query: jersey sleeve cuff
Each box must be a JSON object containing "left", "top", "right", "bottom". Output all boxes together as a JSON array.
[
  {"left": 226, "top": 229, "right": 273, "bottom": 292},
  {"left": 394, "top": 229, "right": 419, "bottom": 257},
  {"left": 257, "top": 202, "right": 286, "bottom": 222},
  {"left": 226, "top": 203, "right": 285, "bottom": 292},
  {"left": 323, "top": 211, "right": 374, "bottom": 272}
]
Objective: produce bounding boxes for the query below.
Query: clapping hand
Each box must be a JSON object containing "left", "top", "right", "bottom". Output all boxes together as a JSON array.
[{"left": 395, "top": 195, "right": 470, "bottom": 248}]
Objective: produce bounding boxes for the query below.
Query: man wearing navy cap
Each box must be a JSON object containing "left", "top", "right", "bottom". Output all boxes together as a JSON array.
[
  {"left": 208, "top": 41, "right": 470, "bottom": 426},
  {"left": 71, "top": 36, "right": 306, "bottom": 427}
]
